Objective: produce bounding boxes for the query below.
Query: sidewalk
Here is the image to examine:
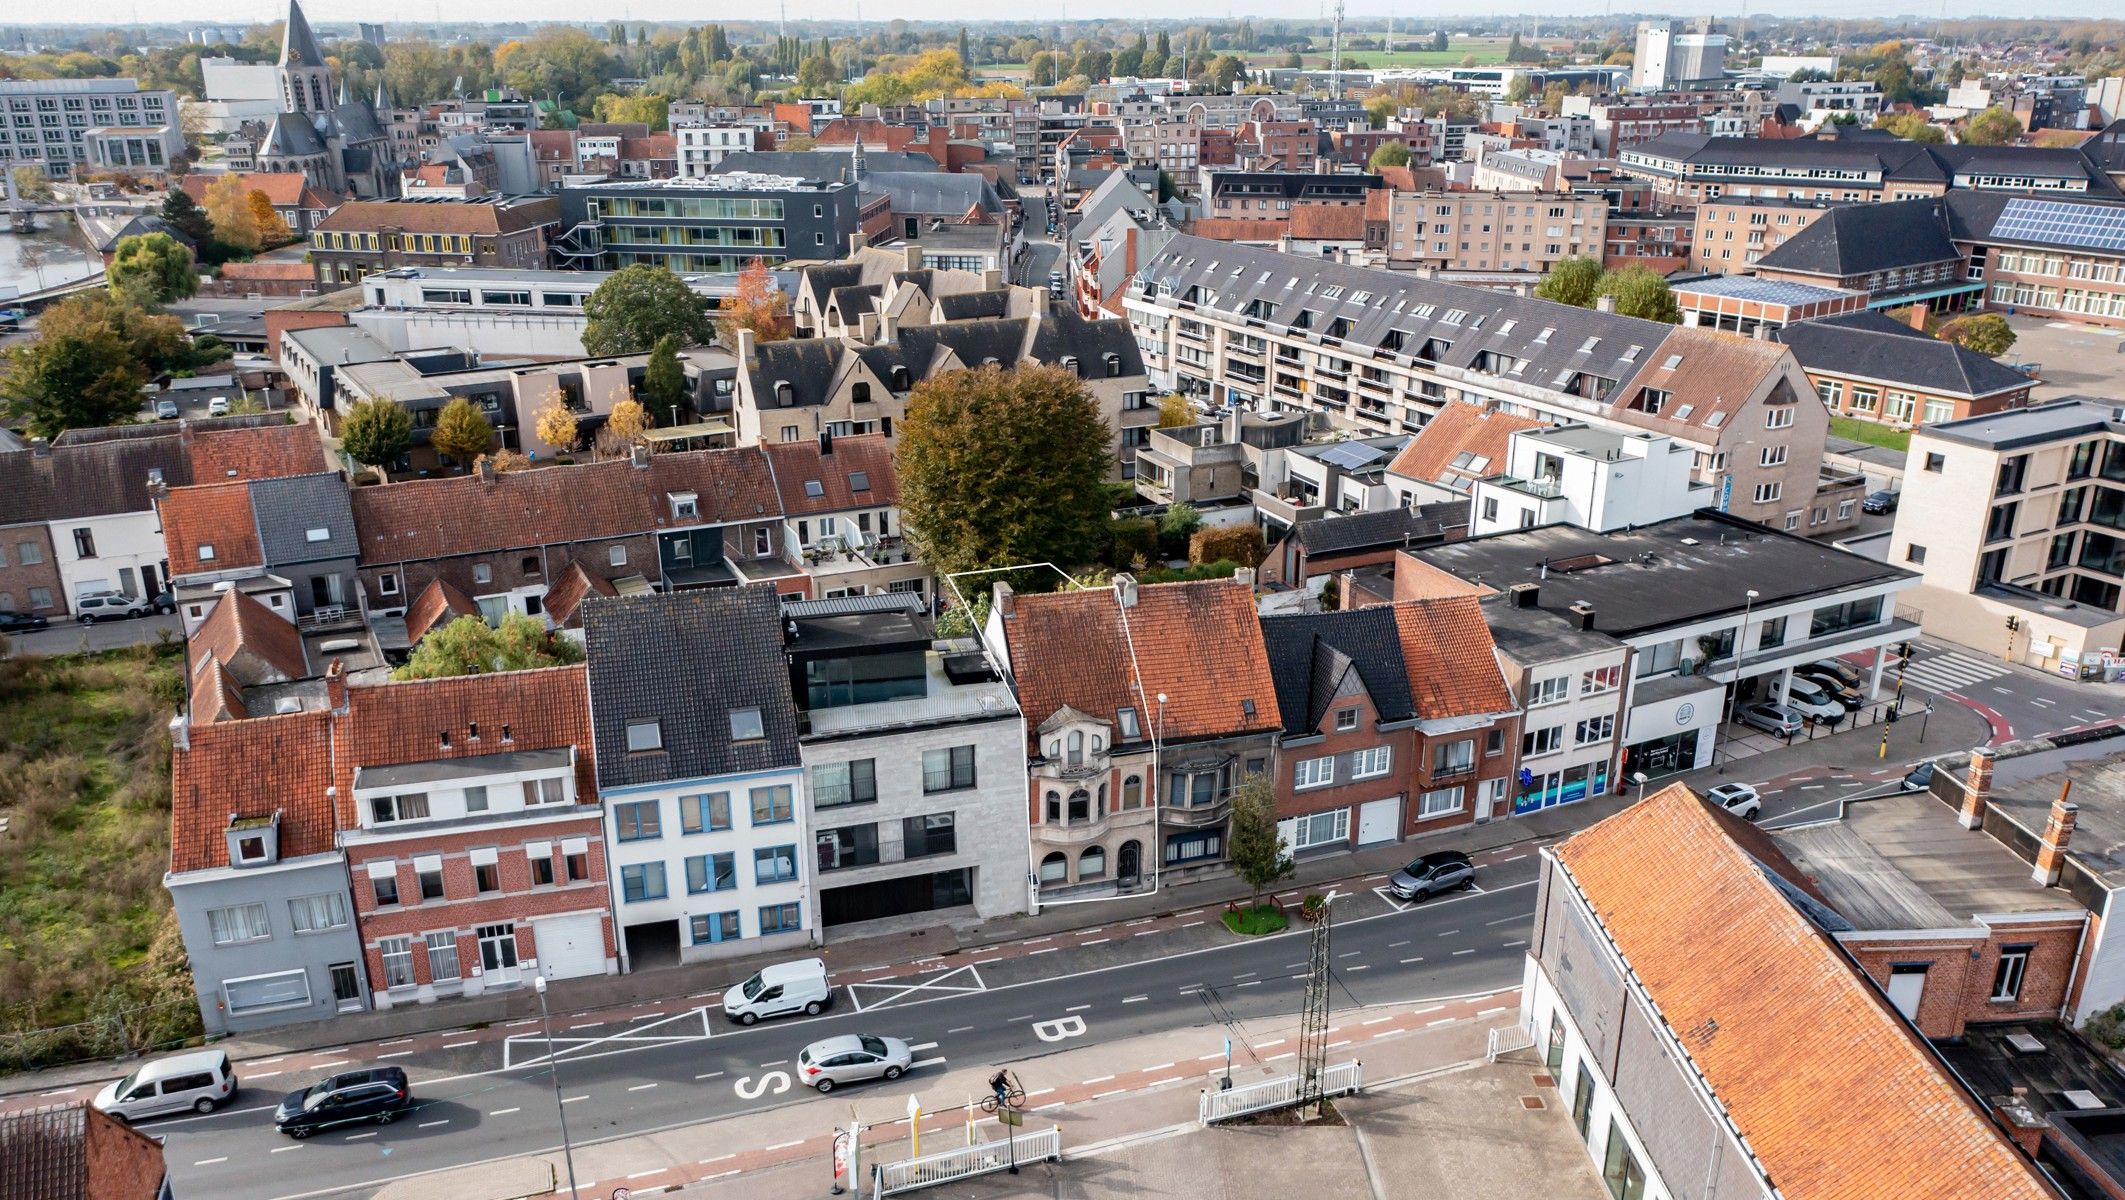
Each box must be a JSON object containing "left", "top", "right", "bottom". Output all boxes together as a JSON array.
[
  {"left": 367, "top": 990, "right": 1527, "bottom": 1200},
  {"left": 0, "top": 797, "right": 1615, "bottom": 1099}
]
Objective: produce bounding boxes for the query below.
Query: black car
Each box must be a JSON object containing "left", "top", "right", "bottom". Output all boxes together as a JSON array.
[
  {"left": 0, "top": 609, "right": 49, "bottom": 632},
  {"left": 1900, "top": 761, "right": 1937, "bottom": 794},
  {"left": 1387, "top": 850, "right": 1475, "bottom": 901},
  {"left": 1862, "top": 489, "right": 1900, "bottom": 514},
  {"left": 274, "top": 1067, "right": 415, "bottom": 1138}
]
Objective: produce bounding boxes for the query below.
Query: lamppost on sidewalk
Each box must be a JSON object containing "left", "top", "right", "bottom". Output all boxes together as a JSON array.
[
  {"left": 1713, "top": 589, "right": 1760, "bottom": 775},
  {"left": 533, "top": 974, "right": 582, "bottom": 1199}
]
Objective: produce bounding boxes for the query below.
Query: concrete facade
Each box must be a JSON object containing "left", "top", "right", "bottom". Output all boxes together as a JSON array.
[{"left": 168, "top": 852, "right": 370, "bottom": 1035}]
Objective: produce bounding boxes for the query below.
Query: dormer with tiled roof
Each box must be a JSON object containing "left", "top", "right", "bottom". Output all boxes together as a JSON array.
[{"left": 1383, "top": 401, "right": 1545, "bottom": 505}]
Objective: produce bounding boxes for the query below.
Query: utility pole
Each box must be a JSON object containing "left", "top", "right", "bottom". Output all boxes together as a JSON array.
[
  {"left": 1297, "top": 890, "right": 1336, "bottom": 1116},
  {"left": 1328, "top": 0, "right": 1346, "bottom": 100}
]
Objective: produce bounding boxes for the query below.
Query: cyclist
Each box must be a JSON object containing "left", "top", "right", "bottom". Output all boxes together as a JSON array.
[{"left": 990, "top": 1070, "right": 1013, "bottom": 1109}]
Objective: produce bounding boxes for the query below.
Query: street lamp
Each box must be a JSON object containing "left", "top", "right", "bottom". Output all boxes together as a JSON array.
[
  {"left": 1713, "top": 588, "right": 1760, "bottom": 775},
  {"left": 532, "top": 974, "right": 582, "bottom": 1199}
]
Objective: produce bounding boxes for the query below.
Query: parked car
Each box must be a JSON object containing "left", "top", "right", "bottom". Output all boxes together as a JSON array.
[
  {"left": 1387, "top": 849, "right": 1475, "bottom": 901},
  {"left": 74, "top": 590, "right": 153, "bottom": 623},
  {"left": 1791, "top": 668, "right": 1863, "bottom": 710},
  {"left": 1738, "top": 702, "right": 1803, "bottom": 738},
  {"left": 797, "top": 1034, "right": 913, "bottom": 1093},
  {"left": 1806, "top": 658, "right": 1864, "bottom": 690},
  {"left": 1779, "top": 681, "right": 1846, "bottom": 724},
  {"left": 92, "top": 1050, "right": 237, "bottom": 1122},
  {"left": 1862, "top": 489, "right": 1899, "bottom": 514},
  {"left": 148, "top": 589, "right": 178, "bottom": 614},
  {"left": 273, "top": 1067, "right": 414, "bottom": 1138},
  {"left": 1900, "top": 761, "right": 1937, "bottom": 794},
  {"left": 155, "top": 397, "right": 180, "bottom": 420},
  {"left": 1706, "top": 782, "right": 1762, "bottom": 820},
  {"left": 207, "top": 395, "right": 231, "bottom": 416},
  {"left": 0, "top": 608, "right": 49, "bottom": 632},
  {"left": 723, "top": 958, "right": 833, "bottom": 1025}
]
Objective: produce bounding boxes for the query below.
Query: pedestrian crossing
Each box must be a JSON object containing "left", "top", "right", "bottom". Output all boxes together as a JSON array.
[{"left": 1889, "top": 649, "right": 2010, "bottom": 696}]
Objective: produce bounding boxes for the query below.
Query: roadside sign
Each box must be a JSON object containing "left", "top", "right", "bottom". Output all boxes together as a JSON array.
[{"left": 998, "top": 1107, "right": 1025, "bottom": 1127}]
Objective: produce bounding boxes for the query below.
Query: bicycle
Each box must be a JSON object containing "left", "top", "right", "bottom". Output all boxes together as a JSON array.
[{"left": 979, "top": 1069, "right": 1027, "bottom": 1113}]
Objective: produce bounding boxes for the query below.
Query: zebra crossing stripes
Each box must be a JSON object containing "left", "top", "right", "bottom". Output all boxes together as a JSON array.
[{"left": 1890, "top": 650, "right": 2009, "bottom": 696}]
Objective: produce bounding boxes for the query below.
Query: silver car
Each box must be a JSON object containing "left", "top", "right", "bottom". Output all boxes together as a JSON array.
[{"left": 797, "top": 1034, "right": 913, "bottom": 1093}]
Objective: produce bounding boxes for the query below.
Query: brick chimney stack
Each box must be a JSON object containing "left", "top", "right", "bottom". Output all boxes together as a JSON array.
[
  {"left": 325, "top": 658, "right": 348, "bottom": 714},
  {"left": 1959, "top": 747, "right": 1996, "bottom": 830},
  {"left": 2034, "top": 780, "right": 2078, "bottom": 887}
]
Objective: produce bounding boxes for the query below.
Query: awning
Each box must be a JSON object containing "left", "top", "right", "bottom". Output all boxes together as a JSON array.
[{"left": 643, "top": 419, "right": 736, "bottom": 444}]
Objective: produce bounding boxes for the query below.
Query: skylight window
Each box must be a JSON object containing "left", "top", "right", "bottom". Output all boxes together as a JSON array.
[
  {"left": 1414, "top": 304, "right": 1436, "bottom": 318},
  {"left": 1351, "top": 291, "right": 1373, "bottom": 304},
  {"left": 1675, "top": 404, "right": 1695, "bottom": 420},
  {"left": 1497, "top": 319, "right": 1518, "bottom": 336},
  {"left": 1442, "top": 310, "right": 1466, "bottom": 325},
  {"left": 804, "top": 480, "right": 825, "bottom": 498},
  {"left": 1320, "top": 285, "right": 1344, "bottom": 299},
  {"left": 849, "top": 471, "right": 870, "bottom": 492},
  {"left": 1579, "top": 336, "right": 1602, "bottom": 353},
  {"left": 729, "top": 708, "right": 765, "bottom": 741},
  {"left": 1662, "top": 354, "right": 1685, "bottom": 370}
]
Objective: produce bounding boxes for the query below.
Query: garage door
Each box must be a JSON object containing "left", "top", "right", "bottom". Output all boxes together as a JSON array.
[
  {"left": 1356, "top": 796, "right": 1403, "bottom": 847},
  {"left": 535, "top": 913, "right": 607, "bottom": 981}
]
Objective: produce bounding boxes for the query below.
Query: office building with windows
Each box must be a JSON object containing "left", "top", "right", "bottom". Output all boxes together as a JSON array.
[
  {"left": 554, "top": 175, "right": 862, "bottom": 274},
  {"left": 0, "top": 78, "right": 180, "bottom": 178},
  {"left": 583, "top": 587, "right": 813, "bottom": 966}
]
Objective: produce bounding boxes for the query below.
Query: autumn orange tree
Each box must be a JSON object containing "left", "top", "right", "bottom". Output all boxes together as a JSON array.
[{"left": 718, "top": 257, "right": 793, "bottom": 349}]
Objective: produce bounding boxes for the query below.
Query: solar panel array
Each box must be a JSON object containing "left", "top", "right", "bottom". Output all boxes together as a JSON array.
[{"left": 1993, "top": 197, "right": 2125, "bottom": 252}]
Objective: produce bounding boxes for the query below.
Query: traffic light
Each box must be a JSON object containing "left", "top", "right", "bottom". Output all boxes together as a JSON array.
[{"left": 2006, "top": 616, "right": 2021, "bottom": 633}]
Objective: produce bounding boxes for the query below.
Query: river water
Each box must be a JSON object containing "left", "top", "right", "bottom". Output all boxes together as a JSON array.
[{"left": 0, "top": 216, "right": 102, "bottom": 298}]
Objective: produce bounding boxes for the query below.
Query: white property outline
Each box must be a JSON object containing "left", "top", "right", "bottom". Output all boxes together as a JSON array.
[
  {"left": 845, "top": 964, "right": 988, "bottom": 1013},
  {"left": 501, "top": 1005, "right": 716, "bottom": 1070}
]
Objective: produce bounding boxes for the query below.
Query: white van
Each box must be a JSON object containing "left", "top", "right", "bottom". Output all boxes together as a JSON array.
[
  {"left": 722, "top": 958, "right": 833, "bottom": 1025},
  {"left": 92, "top": 1049, "right": 238, "bottom": 1121}
]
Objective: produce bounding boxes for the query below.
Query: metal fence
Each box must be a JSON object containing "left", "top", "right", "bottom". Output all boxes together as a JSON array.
[
  {"left": 1487, "top": 1021, "right": 1535, "bottom": 1063},
  {"left": 872, "top": 1127, "right": 1061, "bottom": 1197},
  {"left": 1198, "top": 1059, "right": 1363, "bottom": 1124}
]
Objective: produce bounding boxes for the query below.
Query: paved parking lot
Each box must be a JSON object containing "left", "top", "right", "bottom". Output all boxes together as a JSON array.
[{"left": 2001, "top": 315, "right": 2125, "bottom": 402}]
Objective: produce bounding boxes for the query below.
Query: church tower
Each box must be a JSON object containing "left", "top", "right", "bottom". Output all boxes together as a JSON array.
[{"left": 278, "top": 0, "right": 333, "bottom": 116}]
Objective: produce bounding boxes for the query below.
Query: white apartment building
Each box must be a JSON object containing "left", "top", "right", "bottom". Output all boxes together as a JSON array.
[
  {"left": 1, "top": 78, "right": 181, "bottom": 178},
  {"left": 1470, "top": 424, "right": 1708, "bottom": 536},
  {"left": 678, "top": 126, "right": 760, "bottom": 178}
]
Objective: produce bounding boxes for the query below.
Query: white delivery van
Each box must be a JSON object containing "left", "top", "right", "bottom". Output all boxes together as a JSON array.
[
  {"left": 722, "top": 958, "right": 832, "bottom": 1025},
  {"left": 92, "top": 1049, "right": 238, "bottom": 1121}
]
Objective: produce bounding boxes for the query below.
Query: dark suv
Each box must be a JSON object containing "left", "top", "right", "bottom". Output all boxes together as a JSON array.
[
  {"left": 274, "top": 1067, "right": 415, "bottom": 1138},
  {"left": 1387, "top": 850, "right": 1476, "bottom": 901}
]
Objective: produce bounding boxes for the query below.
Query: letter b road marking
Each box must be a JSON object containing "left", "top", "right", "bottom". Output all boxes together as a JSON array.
[{"left": 1032, "top": 1015, "right": 1087, "bottom": 1043}]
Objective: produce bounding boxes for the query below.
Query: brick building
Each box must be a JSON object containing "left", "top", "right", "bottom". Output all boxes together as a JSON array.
[
  {"left": 1774, "top": 310, "right": 2034, "bottom": 430},
  {"left": 308, "top": 195, "right": 560, "bottom": 288}
]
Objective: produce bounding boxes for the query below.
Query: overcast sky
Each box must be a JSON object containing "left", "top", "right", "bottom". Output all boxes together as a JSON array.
[{"left": 100, "top": 2, "right": 2125, "bottom": 29}]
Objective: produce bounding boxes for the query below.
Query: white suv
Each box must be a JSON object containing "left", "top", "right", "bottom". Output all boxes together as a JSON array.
[{"left": 74, "top": 591, "right": 152, "bottom": 624}]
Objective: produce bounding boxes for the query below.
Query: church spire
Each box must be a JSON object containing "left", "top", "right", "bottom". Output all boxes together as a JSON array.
[
  {"left": 374, "top": 77, "right": 391, "bottom": 112},
  {"left": 279, "top": 0, "right": 325, "bottom": 68}
]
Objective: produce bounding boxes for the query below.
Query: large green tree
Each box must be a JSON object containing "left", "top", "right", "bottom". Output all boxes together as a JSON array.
[
  {"left": 1534, "top": 255, "right": 1604, "bottom": 309},
  {"left": 894, "top": 363, "right": 1114, "bottom": 580},
  {"left": 0, "top": 319, "right": 143, "bottom": 438},
  {"left": 1226, "top": 773, "right": 1294, "bottom": 908},
  {"left": 1367, "top": 140, "right": 1412, "bottom": 171},
  {"left": 582, "top": 264, "right": 716, "bottom": 357},
  {"left": 158, "top": 188, "right": 220, "bottom": 259},
  {"left": 108, "top": 233, "right": 199, "bottom": 306},
  {"left": 340, "top": 397, "right": 414, "bottom": 479},
  {"left": 1964, "top": 105, "right": 2024, "bottom": 146},
  {"left": 430, "top": 396, "right": 495, "bottom": 465},
  {"left": 1939, "top": 313, "right": 2017, "bottom": 357},
  {"left": 1597, "top": 265, "right": 1681, "bottom": 324},
  {"left": 395, "top": 612, "right": 584, "bottom": 680}
]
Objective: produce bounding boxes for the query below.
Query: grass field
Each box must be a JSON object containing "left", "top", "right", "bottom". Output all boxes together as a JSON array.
[
  {"left": 1830, "top": 416, "right": 1912, "bottom": 453},
  {"left": 0, "top": 642, "right": 197, "bottom": 1070}
]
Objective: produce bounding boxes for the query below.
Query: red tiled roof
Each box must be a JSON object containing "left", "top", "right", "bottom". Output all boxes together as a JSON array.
[
  {"left": 528, "top": 130, "right": 576, "bottom": 162},
  {"left": 315, "top": 197, "right": 558, "bottom": 236},
  {"left": 351, "top": 446, "right": 779, "bottom": 565},
  {"left": 1555, "top": 786, "right": 2055, "bottom": 1200},
  {"left": 188, "top": 589, "right": 309, "bottom": 689},
  {"left": 332, "top": 666, "right": 594, "bottom": 829},
  {"left": 159, "top": 482, "right": 261, "bottom": 576},
  {"left": 1185, "top": 217, "right": 1290, "bottom": 243},
  {"left": 1384, "top": 401, "right": 1543, "bottom": 487},
  {"left": 1001, "top": 577, "right": 1281, "bottom": 747},
  {"left": 1611, "top": 327, "right": 1798, "bottom": 436},
  {"left": 182, "top": 171, "right": 343, "bottom": 210},
  {"left": 1288, "top": 204, "right": 1366, "bottom": 241},
  {"left": 218, "top": 260, "right": 320, "bottom": 281},
  {"left": 539, "top": 562, "right": 616, "bottom": 627},
  {"left": 185, "top": 422, "right": 329, "bottom": 483},
  {"left": 620, "top": 134, "right": 676, "bottom": 159},
  {"left": 762, "top": 433, "right": 899, "bottom": 515},
  {"left": 1389, "top": 596, "right": 1514, "bottom": 719},
  {"left": 170, "top": 709, "right": 337, "bottom": 873},
  {"left": 189, "top": 656, "right": 249, "bottom": 723},
  {"left": 404, "top": 578, "right": 478, "bottom": 643}
]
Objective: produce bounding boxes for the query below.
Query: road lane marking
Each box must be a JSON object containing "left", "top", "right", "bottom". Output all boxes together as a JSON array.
[
  {"left": 1093, "top": 1088, "right": 1128, "bottom": 1099},
  {"left": 561, "top": 1095, "right": 587, "bottom": 1104},
  {"left": 1234, "top": 971, "right": 1257, "bottom": 978},
  {"left": 195, "top": 1157, "right": 229, "bottom": 1166},
  {"left": 505, "top": 1019, "right": 537, "bottom": 1027},
  {"left": 419, "top": 1119, "right": 449, "bottom": 1128},
  {"left": 628, "top": 1083, "right": 658, "bottom": 1091},
  {"left": 1083, "top": 1074, "right": 1115, "bottom": 1085},
  {"left": 569, "top": 1022, "right": 605, "bottom": 1030},
  {"left": 765, "top": 1140, "right": 806, "bottom": 1151},
  {"left": 1428, "top": 1018, "right": 1455, "bottom": 1026},
  {"left": 345, "top": 1132, "right": 377, "bottom": 1141},
  {"left": 628, "top": 1169, "right": 664, "bottom": 1180},
  {"left": 1504, "top": 940, "right": 1528, "bottom": 947},
  {"left": 1400, "top": 957, "right": 1424, "bottom": 964},
  {"left": 1388, "top": 941, "right": 1411, "bottom": 948},
  {"left": 1134, "top": 930, "right": 1161, "bottom": 936},
  {"left": 379, "top": 1038, "right": 413, "bottom": 1047},
  {"left": 377, "top": 1051, "right": 413, "bottom": 1059},
  {"left": 701, "top": 1154, "right": 736, "bottom": 1164},
  {"left": 948, "top": 1026, "right": 974, "bottom": 1034},
  {"left": 1144, "top": 1062, "right": 1174, "bottom": 1072},
  {"left": 1437, "top": 930, "right": 1460, "bottom": 937},
  {"left": 1148, "top": 1076, "right": 1184, "bottom": 1087},
  {"left": 489, "top": 1108, "right": 521, "bottom": 1116},
  {"left": 1027, "top": 947, "right": 1059, "bottom": 956},
  {"left": 270, "top": 1145, "right": 302, "bottom": 1153},
  {"left": 1347, "top": 965, "right": 1371, "bottom": 971},
  {"left": 1026, "top": 1088, "right": 1055, "bottom": 1098},
  {"left": 254, "top": 1057, "right": 285, "bottom": 1065},
  {"left": 1237, "top": 980, "right": 1261, "bottom": 987},
  {"left": 1066, "top": 1004, "right": 1090, "bottom": 1012},
  {"left": 1485, "top": 915, "right": 1520, "bottom": 926},
  {"left": 760, "top": 1059, "right": 789, "bottom": 1067},
  {"left": 1363, "top": 1016, "right": 1394, "bottom": 1025},
  {"left": 1124, "top": 995, "right": 1148, "bottom": 1003},
  {"left": 909, "top": 1041, "right": 939, "bottom": 1051},
  {"left": 1266, "top": 1052, "right": 1295, "bottom": 1061},
  {"left": 911, "top": 1057, "right": 949, "bottom": 1069},
  {"left": 693, "top": 1073, "right": 724, "bottom": 1081},
  {"left": 1081, "top": 937, "right": 1111, "bottom": 946},
  {"left": 444, "top": 1040, "right": 477, "bottom": 1049},
  {"left": 249, "top": 1071, "right": 282, "bottom": 1079},
  {"left": 974, "top": 957, "right": 1002, "bottom": 965},
  {"left": 1479, "top": 1006, "right": 1512, "bottom": 1017},
  {"left": 1453, "top": 948, "right": 1475, "bottom": 955},
  {"left": 1328, "top": 1040, "right": 1352, "bottom": 1048},
  {"left": 1181, "top": 921, "right": 1205, "bottom": 929}
]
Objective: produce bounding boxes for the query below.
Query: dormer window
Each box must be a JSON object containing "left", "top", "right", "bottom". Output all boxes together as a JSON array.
[
  {"left": 775, "top": 381, "right": 795, "bottom": 407},
  {"left": 226, "top": 813, "right": 280, "bottom": 867},
  {"left": 1104, "top": 352, "right": 1121, "bottom": 377},
  {"left": 1062, "top": 355, "right": 1080, "bottom": 374},
  {"left": 305, "top": 527, "right": 331, "bottom": 543},
  {"left": 1117, "top": 706, "right": 1141, "bottom": 740},
  {"left": 626, "top": 720, "right": 663, "bottom": 752},
  {"left": 198, "top": 543, "right": 216, "bottom": 561},
  {"left": 670, "top": 491, "right": 699, "bottom": 519}
]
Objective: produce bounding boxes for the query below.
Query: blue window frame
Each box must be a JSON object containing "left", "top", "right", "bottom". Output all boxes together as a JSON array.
[
  {"left": 758, "top": 902, "right": 802, "bottom": 934},
  {"left": 614, "top": 800, "right": 662, "bottom": 841},
  {"left": 754, "top": 844, "right": 798, "bottom": 884},
  {"left": 686, "top": 852, "right": 737, "bottom": 894},
  {"left": 680, "top": 792, "right": 731, "bottom": 834},
  {"left": 620, "top": 861, "right": 667, "bottom": 902},
  {"left": 690, "top": 911, "right": 740, "bottom": 944}
]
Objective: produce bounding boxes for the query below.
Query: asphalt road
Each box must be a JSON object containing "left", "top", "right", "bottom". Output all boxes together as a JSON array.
[
  {"left": 150, "top": 857, "right": 1542, "bottom": 1199},
  {"left": 6, "top": 611, "right": 179, "bottom": 657}
]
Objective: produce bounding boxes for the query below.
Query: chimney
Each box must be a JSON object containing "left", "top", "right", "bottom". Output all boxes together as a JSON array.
[
  {"left": 2034, "top": 781, "right": 2078, "bottom": 886},
  {"left": 848, "top": 230, "right": 869, "bottom": 255},
  {"left": 1990, "top": 1089, "right": 2048, "bottom": 1157},
  {"left": 1904, "top": 303, "right": 1929, "bottom": 332},
  {"left": 147, "top": 469, "right": 170, "bottom": 505},
  {"left": 904, "top": 244, "right": 923, "bottom": 272},
  {"left": 325, "top": 658, "right": 348, "bottom": 715},
  {"left": 1114, "top": 572, "right": 1139, "bottom": 609},
  {"left": 1568, "top": 601, "right": 1597, "bottom": 630},
  {"left": 1595, "top": 294, "right": 1617, "bottom": 313},
  {"left": 818, "top": 429, "right": 834, "bottom": 457},
  {"left": 737, "top": 327, "right": 756, "bottom": 364},
  {"left": 859, "top": 311, "right": 880, "bottom": 342},
  {"left": 1234, "top": 566, "right": 1257, "bottom": 588},
  {"left": 630, "top": 442, "right": 652, "bottom": 470},
  {"left": 982, "top": 268, "right": 1003, "bottom": 290},
  {"left": 29, "top": 436, "right": 50, "bottom": 459},
  {"left": 168, "top": 713, "right": 190, "bottom": 751},
  {"left": 992, "top": 580, "right": 1016, "bottom": 620},
  {"left": 1508, "top": 581, "right": 1540, "bottom": 608},
  {"left": 476, "top": 455, "right": 496, "bottom": 484},
  {"left": 1959, "top": 747, "right": 1996, "bottom": 829}
]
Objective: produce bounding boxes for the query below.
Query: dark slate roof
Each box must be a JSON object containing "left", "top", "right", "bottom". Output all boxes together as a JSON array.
[
  {"left": 712, "top": 150, "right": 940, "bottom": 179},
  {"left": 0, "top": 437, "right": 191, "bottom": 527},
  {"left": 279, "top": 0, "right": 324, "bottom": 67},
  {"left": 260, "top": 112, "right": 327, "bottom": 158},
  {"left": 329, "top": 98, "right": 387, "bottom": 147},
  {"left": 1259, "top": 607, "right": 1415, "bottom": 736},
  {"left": 1752, "top": 199, "right": 1961, "bottom": 277},
  {"left": 1025, "top": 303, "right": 1147, "bottom": 378},
  {"left": 250, "top": 472, "right": 358, "bottom": 565},
  {"left": 937, "top": 289, "right": 1012, "bottom": 320},
  {"left": 1773, "top": 311, "right": 2034, "bottom": 398},
  {"left": 581, "top": 586, "right": 800, "bottom": 789},
  {"left": 1139, "top": 234, "right": 1664, "bottom": 404},
  {"left": 1207, "top": 172, "right": 1384, "bottom": 201},
  {"left": 827, "top": 285, "right": 878, "bottom": 319},
  {"left": 1629, "top": 130, "right": 2122, "bottom": 197},
  {"left": 895, "top": 318, "right": 1031, "bottom": 374},
  {"left": 1293, "top": 503, "right": 1462, "bottom": 556},
  {"left": 859, "top": 171, "right": 1004, "bottom": 217}
]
